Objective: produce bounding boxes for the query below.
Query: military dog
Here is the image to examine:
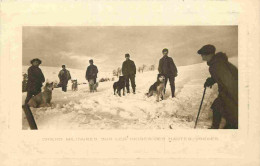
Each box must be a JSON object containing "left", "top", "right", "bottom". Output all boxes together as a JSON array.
[
  {"left": 71, "top": 79, "right": 78, "bottom": 91},
  {"left": 89, "top": 79, "right": 98, "bottom": 92},
  {"left": 113, "top": 76, "right": 126, "bottom": 97},
  {"left": 146, "top": 74, "right": 166, "bottom": 102},
  {"left": 28, "top": 82, "right": 54, "bottom": 108}
]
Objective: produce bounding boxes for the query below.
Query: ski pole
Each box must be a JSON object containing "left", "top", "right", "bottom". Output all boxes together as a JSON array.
[{"left": 194, "top": 87, "right": 207, "bottom": 129}]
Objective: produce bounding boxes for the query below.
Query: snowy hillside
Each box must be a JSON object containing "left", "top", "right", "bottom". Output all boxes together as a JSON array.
[{"left": 22, "top": 58, "right": 237, "bottom": 130}]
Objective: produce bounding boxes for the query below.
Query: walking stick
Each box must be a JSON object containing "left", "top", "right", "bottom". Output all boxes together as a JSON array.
[
  {"left": 194, "top": 87, "right": 207, "bottom": 129},
  {"left": 22, "top": 104, "right": 38, "bottom": 130}
]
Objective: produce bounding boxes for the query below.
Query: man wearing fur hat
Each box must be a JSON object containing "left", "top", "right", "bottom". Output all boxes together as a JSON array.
[
  {"left": 25, "top": 58, "right": 45, "bottom": 104},
  {"left": 198, "top": 44, "right": 238, "bottom": 129}
]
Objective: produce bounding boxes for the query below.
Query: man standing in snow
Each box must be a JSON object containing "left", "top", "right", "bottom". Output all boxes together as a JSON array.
[
  {"left": 122, "top": 53, "right": 136, "bottom": 94},
  {"left": 86, "top": 59, "right": 98, "bottom": 84},
  {"left": 58, "top": 65, "right": 71, "bottom": 92},
  {"left": 197, "top": 44, "right": 238, "bottom": 129},
  {"left": 25, "top": 58, "right": 45, "bottom": 104},
  {"left": 158, "top": 48, "right": 178, "bottom": 98}
]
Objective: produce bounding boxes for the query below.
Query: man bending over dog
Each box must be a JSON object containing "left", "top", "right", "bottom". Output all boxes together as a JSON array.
[
  {"left": 25, "top": 58, "right": 45, "bottom": 104},
  {"left": 86, "top": 59, "right": 99, "bottom": 84},
  {"left": 122, "top": 53, "right": 136, "bottom": 94},
  {"left": 158, "top": 48, "right": 178, "bottom": 98},
  {"left": 58, "top": 65, "right": 71, "bottom": 92}
]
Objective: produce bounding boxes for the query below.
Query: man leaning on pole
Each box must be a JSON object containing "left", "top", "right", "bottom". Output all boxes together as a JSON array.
[{"left": 197, "top": 44, "right": 238, "bottom": 129}]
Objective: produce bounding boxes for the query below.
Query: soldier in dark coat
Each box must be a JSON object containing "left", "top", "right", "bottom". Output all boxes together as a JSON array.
[
  {"left": 85, "top": 59, "right": 98, "bottom": 84},
  {"left": 158, "top": 48, "right": 178, "bottom": 97},
  {"left": 198, "top": 44, "right": 238, "bottom": 129},
  {"left": 25, "top": 58, "right": 45, "bottom": 104},
  {"left": 122, "top": 53, "right": 136, "bottom": 94},
  {"left": 58, "top": 65, "right": 71, "bottom": 92}
]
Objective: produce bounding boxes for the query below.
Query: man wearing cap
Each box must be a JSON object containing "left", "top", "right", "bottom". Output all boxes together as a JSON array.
[
  {"left": 86, "top": 59, "right": 98, "bottom": 84},
  {"left": 197, "top": 44, "right": 238, "bottom": 129},
  {"left": 25, "top": 58, "right": 45, "bottom": 104},
  {"left": 122, "top": 53, "right": 136, "bottom": 94},
  {"left": 158, "top": 48, "right": 178, "bottom": 98},
  {"left": 58, "top": 65, "right": 71, "bottom": 92}
]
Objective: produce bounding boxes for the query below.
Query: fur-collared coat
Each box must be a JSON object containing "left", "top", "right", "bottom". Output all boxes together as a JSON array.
[
  {"left": 26, "top": 66, "right": 45, "bottom": 93},
  {"left": 208, "top": 52, "right": 238, "bottom": 126}
]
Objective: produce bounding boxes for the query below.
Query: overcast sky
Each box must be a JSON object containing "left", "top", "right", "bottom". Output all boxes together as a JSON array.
[{"left": 23, "top": 26, "right": 237, "bottom": 72}]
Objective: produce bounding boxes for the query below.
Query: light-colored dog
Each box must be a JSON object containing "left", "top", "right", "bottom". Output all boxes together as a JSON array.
[
  {"left": 146, "top": 74, "right": 166, "bottom": 102},
  {"left": 28, "top": 82, "right": 54, "bottom": 108},
  {"left": 89, "top": 79, "right": 99, "bottom": 92},
  {"left": 71, "top": 79, "right": 78, "bottom": 91}
]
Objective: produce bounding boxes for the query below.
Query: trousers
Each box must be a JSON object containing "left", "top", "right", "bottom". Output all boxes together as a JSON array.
[
  {"left": 125, "top": 75, "right": 136, "bottom": 92},
  {"left": 164, "top": 75, "right": 175, "bottom": 97}
]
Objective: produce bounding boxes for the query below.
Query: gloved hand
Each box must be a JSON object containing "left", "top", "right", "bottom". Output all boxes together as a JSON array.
[{"left": 204, "top": 77, "right": 215, "bottom": 88}]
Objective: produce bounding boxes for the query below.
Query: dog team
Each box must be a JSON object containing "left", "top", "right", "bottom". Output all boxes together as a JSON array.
[{"left": 24, "top": 45, "right": 238, "bottom": 129}]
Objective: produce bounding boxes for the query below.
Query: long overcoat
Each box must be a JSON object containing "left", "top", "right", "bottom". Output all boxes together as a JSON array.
[
  {"left": 208, "top": 52, "right": 238, "bottom": 126},
  {"left": 26, "top": 66, "right": 45, "bottom": 93}
]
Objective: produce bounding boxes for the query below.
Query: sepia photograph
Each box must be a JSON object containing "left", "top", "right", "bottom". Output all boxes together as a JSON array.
[
  {"left": 22, "top": 26, "right": 238, "bottom": 130},
  {"left": 1, "top": 0, "right": 260, "bottom": 165}
]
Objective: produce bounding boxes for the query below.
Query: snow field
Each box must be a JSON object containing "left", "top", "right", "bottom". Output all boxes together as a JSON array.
[{"left": 22, "top": 61, "right": 230, "bottom": 129}]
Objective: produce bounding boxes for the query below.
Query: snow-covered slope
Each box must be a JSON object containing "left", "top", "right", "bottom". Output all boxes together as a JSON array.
[{"left": 22, "top": 58, "right": 237, "bottom": 130}]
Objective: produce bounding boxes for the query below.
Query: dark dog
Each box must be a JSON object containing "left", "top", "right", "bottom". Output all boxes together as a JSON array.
[
  {"left": 113, "top": 76, "right": 126, "bottom": 96},
  {"left": 146, "top": 74, "right": 166, "bottom": 102}
]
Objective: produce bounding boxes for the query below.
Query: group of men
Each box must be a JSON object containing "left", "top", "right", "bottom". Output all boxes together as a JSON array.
[
  {"left": 120, "top": 49, "right": 178, "bottom": 96},
  {"left": 24, "top": 44, "right": 238, "bottom": 129},
  {"left": 55, "top": 59, "right": 99, "bottom": 92}
]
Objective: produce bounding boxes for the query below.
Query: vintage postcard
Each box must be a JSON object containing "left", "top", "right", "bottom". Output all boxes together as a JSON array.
[{"left": 0, "top": 0, "right": 259, "bottom": 166}]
